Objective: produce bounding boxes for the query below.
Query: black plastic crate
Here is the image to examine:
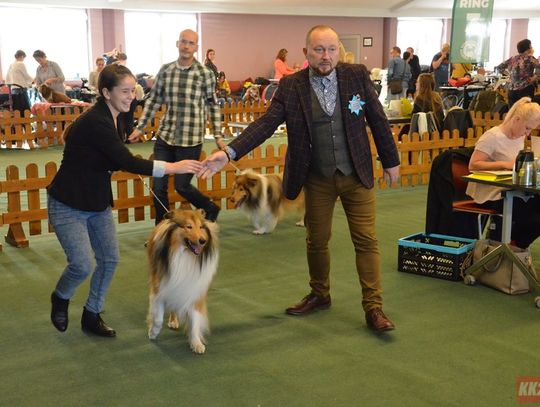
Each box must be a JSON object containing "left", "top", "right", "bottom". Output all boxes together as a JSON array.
[{"left": 398, "top": 233, "right": 475, "bottom": 281}]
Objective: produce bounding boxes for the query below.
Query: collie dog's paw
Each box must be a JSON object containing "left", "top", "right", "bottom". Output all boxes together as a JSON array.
[
  {"left": 167, "top": 313, "right": 180, "bottom": 330},
  {"left": 148, "top": 328, "right": 159, "bottom": 340},
  {"left": 190, "top": 340, "right": 206, "bottom": 354},
  {"left": 252, "top": 229, "right": 268, "bottom": 235},
  {"left": 295, "top": 219, "right": 305, "bottom": 227}
]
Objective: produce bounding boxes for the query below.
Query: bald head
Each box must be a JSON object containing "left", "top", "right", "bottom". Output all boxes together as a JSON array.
[
  {"left": 305, "top": 25, "right": 339, "bottom": 47},
  {"left": 180, "top": 29, "right": 198, "bottom": 42},
  {"left": 177, "top": 29, "right": 198, "bottom": 66}
]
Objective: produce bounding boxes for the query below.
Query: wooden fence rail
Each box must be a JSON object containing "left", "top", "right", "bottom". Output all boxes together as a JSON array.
[
  {"left": 5, "top": 100, "right": 524, "bottom": 149},
  {"left": 0, "top": 105, "right": 167, "bottom": 148},
  {"left": 0, "top": 130, "right": 480, "bottom": 251}
]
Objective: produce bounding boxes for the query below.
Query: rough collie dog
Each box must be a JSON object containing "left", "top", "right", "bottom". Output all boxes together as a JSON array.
[
  {"left": 39, "top": 84, "right": 72, "bottom": 103},
  {"left": 147, "top": 209, "right": 219, "bottom": 354},
  {"left": 229, "top": 170, "right": 304, "bottom": 235}
]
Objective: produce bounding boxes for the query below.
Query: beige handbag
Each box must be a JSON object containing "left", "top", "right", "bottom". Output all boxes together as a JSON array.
[{"left": 472, "top": 240, "right": 531, "bottom": 295}]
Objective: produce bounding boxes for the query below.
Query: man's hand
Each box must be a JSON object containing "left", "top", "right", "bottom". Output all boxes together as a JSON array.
[
  {"left": 384, "top": 165, "right": 400, "bottom": 187},
  {"left": 166, "top": 159, "right": 203, "bottom": 175},
  {"left": 128, "top": 129, "right": 143, "bottom": 143},
  {"left": 215, "top": 137, "right": 226, "bottom": 150},
  {"left": 199, "top": 151, "right": 229, "bottom": 179}
]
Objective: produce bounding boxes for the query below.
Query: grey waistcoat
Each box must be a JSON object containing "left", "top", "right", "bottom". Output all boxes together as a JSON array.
[{"left": 310, "top": 85, "right": 354, "bottom": 178}]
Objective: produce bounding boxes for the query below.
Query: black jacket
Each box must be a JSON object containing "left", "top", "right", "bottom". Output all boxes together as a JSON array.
[
  {"left": 48, "top": 98, "right": 154, "bottom": 211},
  {"left": 425, "top": 147, "right": 476, "bottom": 238}
]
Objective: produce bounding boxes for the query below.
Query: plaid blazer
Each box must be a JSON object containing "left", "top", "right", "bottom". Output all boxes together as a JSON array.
[{"left": 229, "top": 63, "right": 400, "bottom": 200}]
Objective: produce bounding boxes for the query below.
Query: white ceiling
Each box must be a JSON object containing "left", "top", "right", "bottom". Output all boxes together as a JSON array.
[{"left": 1, "top": 0, "right": 539, "bottom": 18}]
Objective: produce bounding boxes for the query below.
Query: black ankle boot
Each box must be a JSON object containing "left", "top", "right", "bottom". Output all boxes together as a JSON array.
[
  {"left": 50, "top": 292, "right": 69, "bottom": 332},
  {"left": 81, "top": 307, "right": 116, "bottom": 337}
]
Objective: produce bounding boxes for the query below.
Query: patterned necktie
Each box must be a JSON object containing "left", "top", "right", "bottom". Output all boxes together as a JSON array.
[{"left": 322, "top": 76, "right": 336, "bottom": 115}]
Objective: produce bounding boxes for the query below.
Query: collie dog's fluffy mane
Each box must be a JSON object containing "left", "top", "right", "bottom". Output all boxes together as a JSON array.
[
  {"left": 147, "top": 209, "right": 220, "bottom": 354},
  {"left": 148, "top": 214, "right": 218, "bottom": 289}
]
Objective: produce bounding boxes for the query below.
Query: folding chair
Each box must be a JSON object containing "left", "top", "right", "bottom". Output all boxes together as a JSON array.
[{"left": 451, "top": 156, "right": 501, "bottom": 239}]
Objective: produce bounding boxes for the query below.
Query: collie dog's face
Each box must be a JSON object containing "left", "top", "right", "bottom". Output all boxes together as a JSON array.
[
  {"left": 164, "top": 209, "right": 209, "bottom": 256},
  {"left": 229, "top": 172, "right": 260, "bottom": 208}
]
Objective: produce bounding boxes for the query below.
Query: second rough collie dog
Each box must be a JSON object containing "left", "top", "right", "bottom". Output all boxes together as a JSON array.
[
  {"left": 147, "top": 209, "right": 219, "bottom": 354},
  {"left": 229, "top": 170, "right": 304, "bottom": 234}
]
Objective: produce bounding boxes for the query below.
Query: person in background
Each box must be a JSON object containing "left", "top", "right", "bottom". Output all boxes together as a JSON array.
[
  {"left": 128, "top": 29, "right": 223, "bottom": 224},
  {"left": 338, "top": 42, "right": 355, "bottom": 64},
  {"left": 103, "top": 48, "right": 120, "bottom": 65},
  {"left": 204, "top": 49, "right": 219, "bottom": 79},
  {"left": 274, "top": 48, "right": 297, "bottom": 80},
  {"left": 412, "top": 73, "right": 444, "bottom": 131},
  {"left": 33, "top": 50, "right": 66, "bottom": 94},
  {"left": 430, "top": 43, "right": 450, "bottom": 90},
  {"left": 451, "top": 62, "right": 473, "bottom": 81},
  {"left": 216, "top": 71, "right": 233, "bottom": 107},
  {"left": 115, "top": 53, "right": 128, "bottom": 66},
  {"left": 405, "top": 47, "right": 421, "bottom": 96},
  {"left": 466, "top": 97, "right": 540, "bottom": 248},
  {"left": 6, "top": 50, "right": 33, "bottom": 88},
  {"left": 5, "top": 50, "right": 33, "bottom": 114},
  {"left": 201, "top": 24, "right": 399, "bottom": 333},
  {"left": 471, "top": 67, "right": 487, "bottom": 84},
  {"left": 387, "top": 46, "right": 410, "bottom": 101},
  {"left": 88, "top": 57, "right": 105, "bottom": 91},
  {"left": 497, "top": 39, "right": 540, "bottom": 108},
  {"left": 48, "top": 64, "right": 202, "bottom": 338}
]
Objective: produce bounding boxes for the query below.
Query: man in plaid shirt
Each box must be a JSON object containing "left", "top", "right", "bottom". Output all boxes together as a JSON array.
[{"left": 129, "top": 29, "right": 224, "bottom": 223}]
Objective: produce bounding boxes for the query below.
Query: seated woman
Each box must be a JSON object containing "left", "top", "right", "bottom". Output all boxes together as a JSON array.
[
  {"left": 88, "top": 57, "right": 105, "bottom": 91},
  {"left": 216, "top": 71, "right": 233, "bottom": 107},
  {"left": 466, "top": 97, "right": 540, "bottom": 248},
  {"left": 412, "top": 73, "right": 444, "bottom": 131},
  {"left": 274, "top": 48, "right": 296, "bottom": 80}
]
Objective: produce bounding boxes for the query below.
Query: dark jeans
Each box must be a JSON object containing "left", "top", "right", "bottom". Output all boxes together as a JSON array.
[
  {"left": 482, "top": 195, "right": 540, "bottom": 248},
  {"left": 508, "top": 84, "right": 535, "bottom": 109},
  {"left": 152, "top": 137, "right": 217, "bottom": 224}
]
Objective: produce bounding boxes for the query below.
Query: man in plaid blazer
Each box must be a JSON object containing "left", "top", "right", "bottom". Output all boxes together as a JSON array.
[{"left": 202, "top": 25, "right": 400, "bottom": 332}]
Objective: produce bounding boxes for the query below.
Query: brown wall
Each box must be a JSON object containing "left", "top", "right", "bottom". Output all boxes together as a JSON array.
[
  {"left": 88, "top": 9, "right": 126, "bottom": 65},
  {"left": 200, "top": 13, "right": 386, "bottom": 80}
]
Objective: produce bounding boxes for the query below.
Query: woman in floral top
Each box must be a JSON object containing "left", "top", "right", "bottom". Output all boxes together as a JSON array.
[{"left": 497, "top": 39, "right": 540, "bottom": 108}]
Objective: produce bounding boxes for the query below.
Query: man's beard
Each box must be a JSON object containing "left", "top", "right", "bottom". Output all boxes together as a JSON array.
[{"left": 312, "top": 66, "right": 334, "bottom": 76}]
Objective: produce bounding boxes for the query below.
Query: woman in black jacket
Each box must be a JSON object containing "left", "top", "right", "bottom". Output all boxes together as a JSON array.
[{"left": 48, "top": 64, "right": 202, "bottom": 337}]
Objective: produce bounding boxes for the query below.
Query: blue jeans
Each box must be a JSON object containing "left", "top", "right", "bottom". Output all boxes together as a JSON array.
[
  {"left": 152, "top": 137, "right": 217, "bottom": 224},
  {"left": 47, "top": 195, "right": 119, "bottom": 314}
]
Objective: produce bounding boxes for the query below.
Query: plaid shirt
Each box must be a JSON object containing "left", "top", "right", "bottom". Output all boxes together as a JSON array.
[
  {"left": 497, "top": 54, "right": 540, "bottom": 91},
  {"left": 136, "top": 59, "right": 221, "bottom": 146}
]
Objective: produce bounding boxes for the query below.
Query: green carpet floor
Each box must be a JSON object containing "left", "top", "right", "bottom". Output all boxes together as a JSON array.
[{"left": 1, "top": 141, "right": 539, "bottom": 406}]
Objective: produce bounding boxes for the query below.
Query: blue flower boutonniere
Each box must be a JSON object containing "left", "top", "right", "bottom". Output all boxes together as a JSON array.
[{"left": 348, "top": 94, "right": 365, "bottom": 116}]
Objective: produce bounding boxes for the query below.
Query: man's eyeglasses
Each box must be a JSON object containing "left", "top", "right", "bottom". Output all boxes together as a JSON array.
[{"left": 179, "top": 39, "right": 197, "bottom": 47}]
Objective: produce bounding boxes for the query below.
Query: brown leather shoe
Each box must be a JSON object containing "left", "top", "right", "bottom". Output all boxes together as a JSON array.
[
  {"left": 285, "top": 293, "right": 331, "bottom": 316},
  {"left": 365, "top": 308, "right": 395, "bottom": 332}
]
